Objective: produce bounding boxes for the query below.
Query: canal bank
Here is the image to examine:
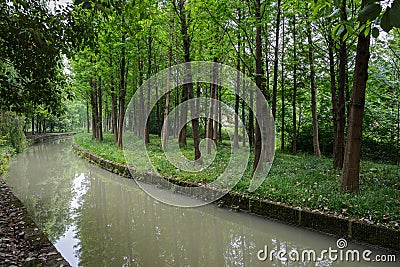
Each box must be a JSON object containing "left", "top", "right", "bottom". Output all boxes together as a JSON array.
[
  {"left": 0, "top": 134, "right": 73, "bottom": 266},
  {"left": 72, "top": 142, "right": 400, "bottom": 252}
]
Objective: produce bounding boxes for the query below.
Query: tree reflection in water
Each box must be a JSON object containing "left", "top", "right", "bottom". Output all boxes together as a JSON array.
[{"left": 6, "top": 139, "right": 398, "bottom": 267}]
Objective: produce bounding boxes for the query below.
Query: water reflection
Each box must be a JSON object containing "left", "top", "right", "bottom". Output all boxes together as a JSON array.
[{"left": 6, "top": 139, "right": 398, "bottom": 266}]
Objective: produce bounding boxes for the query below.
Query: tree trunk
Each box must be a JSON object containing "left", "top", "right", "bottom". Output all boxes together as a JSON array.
[
  {"left": 253, "top": 0, "right": 266, "bottom": 172},
  {"left": 104, "top": 100, "right": 108, "bottom": 132},
  {"left": 206, "top": 59, "right": 218, "bottom": 154},
  {"left": 117, "top": 32, "right": 126, "bottom": 148},
  {"left": 31, "top": 115, "right": 35, "bottom": 135},
  {"left": 86, "top": 99, "right": 90, "bottom": 133},
  {"left": 97, "top": 76, "right": 103, "bottom": 141},
  {"left": 249, "top": 87, "right": 254, "bottom": 148},
  {"left": 145, "top": 34, "right": 152, "bottom": 144},
  {"left": 109, "top": 55, "right": 118, "bottom": 143},
  {"left": 272, "top": 0, "right": 281, "bottom": 120},
  {"left": 218, "top": 84, "right": 222, "bottom": 142},
  {"left": 178, "top": 87, "right": 188, "bottom": 147},
  {"left": 181, "top": 5, "right": 200, "bottom": 160},
  {"left": 280, "top": 17, "right": 285, "bottom": 153},
  {"left": 111, "top": 83, "right": 118, "bottom": 142},
  {"left": 162, "top": 26, "right": 173, "bottom": 149},
  {"left": 292, "top": 15, "right": 297, "bottom": 155},
  {"left": 307, "top": 19, "right": 321, "bottom": 157},
  {"left": 90, "top": 78, "right": 98, "bottom": 140},
  {"left": 233, "top": 9, "right": 241, "bottom": 150},
  {"left": 233, "top": 57, "right": 240, "bottom": 149},
  {"left": 334, "top": 0, "right": 348, "bottom": 169},
  {"left": 174, "top": 86, "right": 179, "bottom": 138},
  {"left": 341, "top": 0, "right": 371, "bottom": 192},
  {"left": 162, "top": 70, "right": 171, "bottom": 149},
  {"left": 328, "top": 34, "right": 339, "bottom": 162}
]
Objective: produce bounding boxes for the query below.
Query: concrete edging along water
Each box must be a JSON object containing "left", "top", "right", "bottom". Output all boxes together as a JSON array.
[
  {"left": 0, "top": 135, "right": 73, "bottom": 266},
  {"left": 27, "top": 132, "right": 76, "bottom": 144},
  {"left": 72, "top": 143, "right": 400, "bottom": 252}
]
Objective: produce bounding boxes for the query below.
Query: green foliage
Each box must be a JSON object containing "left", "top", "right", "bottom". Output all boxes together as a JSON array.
[
  {"left": 388, "top": 1, "right": 400, "bottom": 27},
  {"left": 0, "top": 0, "right": 75, "bottom": 114},
  {"left": 358, "top": 3, "right": 382, "bottom": 23},
  {"left": 0, "top": 111, "right": 26, "bottom": 153}
]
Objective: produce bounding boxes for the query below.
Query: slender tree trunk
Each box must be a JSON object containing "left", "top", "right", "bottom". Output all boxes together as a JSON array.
[
  {"left": 90, "top": 77, "right": 98, "bottom": 140},
  {"left": 233, "top": 57, "right": 240, "bottom": 149},
  {"left": 178, "top": 87, "right": 188, "bottom": 147},
  {"left": 109, "top": 55, "right": 118, "bottom": 143},
  {"left": 145, "top": 34, "right": 152, "bottom": 144},
  {"left": 341, "top": 0, "right": 371, "bottom": 192},
  {"left": 213, "top": 79, "right": 219, "bottom": 144},
  {"left": 117, "top": 32, "right": 126, "bottom": 148},
  {"left": 174, "top": 85, "right": 179, "bottom": 138},
  {"left": 156, "top": 80, "right": 161, "bottom": 137},
  {"left": 397, "top": 91, "right": 399, "bottom": 165},
  {"left": 104, "top": 100, "right": 108, "bottom": 132},
  {"left": 179, "top": 1, "right": 200, "bottom": 159},
  {"left": 206, "top": 59, "right": 218, "bottom": 154},
  {"left": 253, "top": 0, "right": 266, "bottom": 172},
  {"left": 328, "top": 34, "right": 339, "bottom": 167},
  {"left": 292, "top": 16, "right": 297, "bottom": 155},
  {"left": 86, "top": 99, "right": 90, "bottom": 133},
  {"left": 242, "top": 50, "right": 247, "bottom": 148},
  {"left": 162, "top": 69, "right": 171, "bottom": 149},
  {"left": 249, "top": 88, "right": 254, "bottom": 148},
  {"left": 97, "top": 76, "right": 103, "bottom": 141},
  {"left": 272, "top": 0, "right": 281, "bottom": 119},
  {"left": 31, "top": 115, "right": 35, "bottom": 135},
  {"left": 334, "top": 0, "right": 348, "bottom": 169},
  {"left": 233, "top": 9, "right": 241, "bottom": 149},
  {"left": 307, "top": 19, "right": 321, "bottom": 157},
  {"left": 162, "top": 25, "right": 173, "bottom": 149},
  {"left": 280, "top": 17, "right": 285, "bottom": 153},
  {"left": 218, "top": 85, "right": 222, "bottom": 142},
  {"left": 111, "top": 83, "right": 118, "bottom": 142}
]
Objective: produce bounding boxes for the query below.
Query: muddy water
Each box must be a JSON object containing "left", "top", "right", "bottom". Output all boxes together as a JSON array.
[{"left": 5, "top": 139, "right": 398, "bottom": 266}]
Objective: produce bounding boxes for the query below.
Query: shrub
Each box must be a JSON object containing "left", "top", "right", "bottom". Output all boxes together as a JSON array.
[{"left": 0, "top": 110, "right": 26, "bottom": 153}]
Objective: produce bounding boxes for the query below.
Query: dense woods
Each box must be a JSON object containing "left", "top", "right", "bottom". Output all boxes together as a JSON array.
[{"left": 1, "top": 0, "right": 400, "bottom": 193}]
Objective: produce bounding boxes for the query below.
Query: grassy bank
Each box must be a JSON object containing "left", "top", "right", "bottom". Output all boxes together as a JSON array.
[{"left": 74, "top": 132, "right": 400, "bottom": 228}]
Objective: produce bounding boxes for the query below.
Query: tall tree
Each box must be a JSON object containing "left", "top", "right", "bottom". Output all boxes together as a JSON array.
[
  {"left": 272, "top": 0, "right": 282, "bottom": 120},
  {"left": 334, "top": 0, "right": 348, "bottom": 169},
  {"left": 306, "top": 16, "right": 321, "bottom": 157},
  {"left": 253, "top": 0, "right": 266, "bottom": 172},
  {"left": 341, "top": 0, "right": 373, "bottom": 191},
  {"left": 117, "top": 31, "right": 126, "bottom": 148},
  {"left": 174, "top": 0, "right": 201, "bottom": 160},
  {"left": 292, "top": 14, "right": 298, "bottom": 155},
  {"left": 280, "top": 16, "right": 285, "bottom": 153}
]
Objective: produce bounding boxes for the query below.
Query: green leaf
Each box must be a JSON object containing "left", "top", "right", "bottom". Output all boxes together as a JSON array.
[
  {"left": 380, "top": 9, "right": 393, "bottom": 32},
  {"left": 364, "top": 23, "right": 371, "bottom": 37},
  {"left": 358, "top": 4, "right": 382, "bottom": 22},
  {"left": 371, "top": 27, "right": 379, "bottom": 38},
  {"left": 332, "top": 24, "right": 345, "bottom": 39},
  {"left": 388, "top": 2, "right": 400, "bottom": 27}
]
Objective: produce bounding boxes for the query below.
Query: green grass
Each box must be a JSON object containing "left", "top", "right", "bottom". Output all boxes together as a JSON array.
[{"left": 74, "top": 132, "right": 400, "bottom": 227}]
